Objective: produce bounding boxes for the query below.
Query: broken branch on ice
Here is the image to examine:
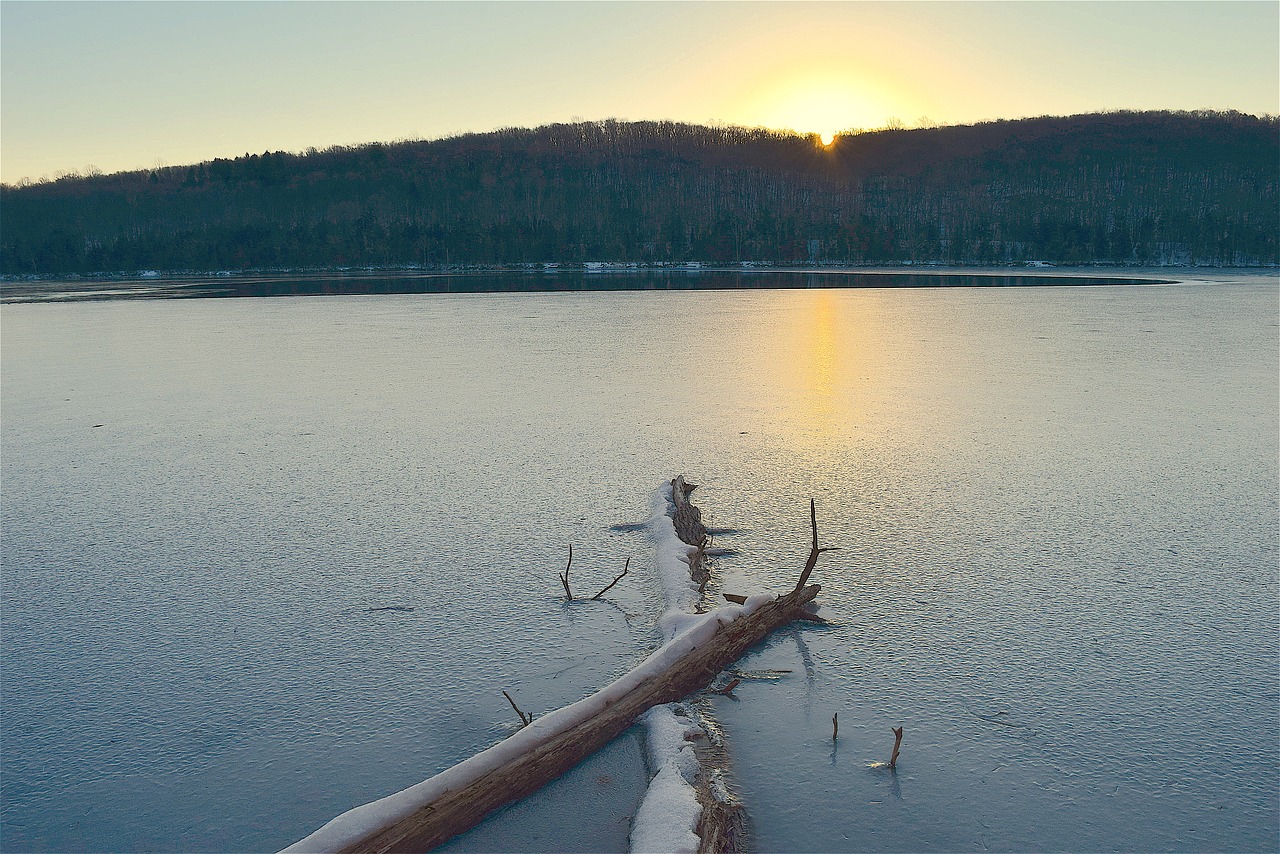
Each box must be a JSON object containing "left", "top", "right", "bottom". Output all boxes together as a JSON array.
[
  {"left": 709, "top": 678, "right": 741, "bottom": 697},
  {"left": 502, "top": 691, "right": 533, "bottom": 728},
  {"left": 590, "top": 557, "right": 630, "bottom": 600},
  {"left": 558, "top": 544, "right": 573, "bottom": 599},
  {"left": 560, "top": 547, "right": 632, "bottom": 601}
]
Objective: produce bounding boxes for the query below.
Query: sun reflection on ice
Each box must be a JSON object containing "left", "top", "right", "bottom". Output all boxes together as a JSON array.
[{"left": 802, "top": 287, "right": 841, "bottom": 415}]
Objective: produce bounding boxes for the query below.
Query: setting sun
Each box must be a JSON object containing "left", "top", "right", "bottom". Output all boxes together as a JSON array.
[{"left": 727, "top": 68, "right": 908, "bottom": 144}]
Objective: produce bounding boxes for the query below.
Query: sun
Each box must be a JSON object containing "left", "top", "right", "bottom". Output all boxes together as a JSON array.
[{"left": 732, "top": 69, "right": 905, "bottom": 145}]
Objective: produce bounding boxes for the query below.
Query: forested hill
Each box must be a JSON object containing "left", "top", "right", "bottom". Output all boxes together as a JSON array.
[{"left": 2, "top": 110, "right": 1276, "bottom": 275}]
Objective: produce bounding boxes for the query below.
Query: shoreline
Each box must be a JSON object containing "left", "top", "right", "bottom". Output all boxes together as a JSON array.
[
  {"left": 7, "top": 265, "right": 1264, "bottom": 305},
  {"left": 10, "top": 260, "right": 1277, "bottom": 286}
]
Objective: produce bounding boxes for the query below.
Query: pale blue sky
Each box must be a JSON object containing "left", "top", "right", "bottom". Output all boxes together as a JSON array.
[{"left": 2, "top": 1, "right": 1277, "bottom": 182}]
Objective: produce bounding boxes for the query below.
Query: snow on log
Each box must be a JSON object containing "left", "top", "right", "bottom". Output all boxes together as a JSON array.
[{"left": 283, "top": 482, "right": 833, "bottom": 854}]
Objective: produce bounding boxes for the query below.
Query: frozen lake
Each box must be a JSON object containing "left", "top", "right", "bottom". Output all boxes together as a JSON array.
[{"left": 2, "top": 270, "right": 1277, "bottom": 852}]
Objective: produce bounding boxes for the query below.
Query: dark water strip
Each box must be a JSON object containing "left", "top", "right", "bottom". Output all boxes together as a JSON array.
[{"left": 1, "top": 269, "right": 1178, "bottom": 303}]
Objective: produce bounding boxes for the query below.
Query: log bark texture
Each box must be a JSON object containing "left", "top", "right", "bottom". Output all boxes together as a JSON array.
[
  {"left": 671, "top": 475, "right": 711, "bottom": 590},
  {"left": 671, "top": 475, "right": 709, "bottom": 548},
  {"left": 690, "top": 705, "right": 749, "bottom": 854}
]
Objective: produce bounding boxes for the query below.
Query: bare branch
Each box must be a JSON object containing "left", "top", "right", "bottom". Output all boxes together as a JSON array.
[
  {"left": 889, "top": 726, "right": 904, "bottom": 768},
  {"left": 811, "top": 497, "right": 818, "bottom": 553},
  {"left": 711, "top": 678, "right": 741, "bottom": 696},
  {"left": 503, "top": 691, "right": 533, "bottom": 727},
  {"left": 559, "top": 544, "right": 573, "bottom": 600},
  {"left": 795, "top": 498, "right": 836, "bottom": 592},
  {"left": 591, "top": 557, "right": 630, "bottom": 600}
]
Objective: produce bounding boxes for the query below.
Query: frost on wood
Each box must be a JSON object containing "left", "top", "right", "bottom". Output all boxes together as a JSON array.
[{"left": 282, "top": 479, "right": 834, "bottom": 854}]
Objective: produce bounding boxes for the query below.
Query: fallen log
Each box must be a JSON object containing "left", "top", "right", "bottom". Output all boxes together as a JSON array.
[
  {"left": 670, "top": 475, "right": 708, "bottom": 549},
  {"left": 688, "top": 707, "right": 749, "bottom": 854},
  {"left": 660, "top": 477, "right": 748, "bottom": 854},
  {"left": 671, "top": 475, "right": 711, "bottom": 592},
  {"left": 284, "top": 485, "right": 834, "bottom": 854}
]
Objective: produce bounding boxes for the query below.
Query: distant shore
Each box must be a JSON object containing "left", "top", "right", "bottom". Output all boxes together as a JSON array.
[
  {"left": 2, "top": 264, "right": 1238, "bottom": 305},
  {"left": 4, "top": 259, "right": 1278, "bottom": 286},
  {"left": 6, "top": 264, "right": 1277, "bottom": 305}
]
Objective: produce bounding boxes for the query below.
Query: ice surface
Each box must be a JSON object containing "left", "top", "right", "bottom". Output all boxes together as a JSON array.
[{"left": 3, "top": 271, "right": 1276, "bottom": 853}]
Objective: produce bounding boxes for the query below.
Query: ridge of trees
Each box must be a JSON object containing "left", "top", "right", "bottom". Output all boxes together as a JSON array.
[{"left": 2, "top": 110, "right": 1276, "bottom": 274}]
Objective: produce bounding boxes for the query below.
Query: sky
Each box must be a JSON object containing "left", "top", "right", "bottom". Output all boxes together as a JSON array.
[{"left": 2, "top": 0, "right": 1277, "bottom": 183}]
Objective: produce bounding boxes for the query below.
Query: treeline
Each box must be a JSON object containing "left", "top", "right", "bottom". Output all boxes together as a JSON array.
[{"left": 2, "top": 110, "right": 1276, "bottom": 274}]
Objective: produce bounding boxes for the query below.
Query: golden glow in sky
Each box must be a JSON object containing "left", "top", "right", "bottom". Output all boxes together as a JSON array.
[
  {"left": 1, "top": 1, "right": 1276, "bottom": 183},
  {"left": 730, "top": 69, "right": 911, "bottom": 141}
]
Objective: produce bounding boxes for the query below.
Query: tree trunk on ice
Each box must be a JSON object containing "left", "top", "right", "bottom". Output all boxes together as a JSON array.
[
  {"left": 295, "top": 478, "right": 835, "bottom": 854},
  {"left": 336, "top": 584, "right": 821, "bottom": 854}
]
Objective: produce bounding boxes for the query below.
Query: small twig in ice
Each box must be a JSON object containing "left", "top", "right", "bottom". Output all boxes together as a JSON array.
[
  {"left": 591, "top": 556, "right": 630, "bottom": 600},
  {"left": 502, "top": 690, "right": 533, "bottom": 727},
  {"left": 559, "top": 544, "right": 574, "bottom": 600},
  {"left": 832, "top": 712, "right": 839, "bottom": 741},
  {"left": 710, "top": 678, "right": 741, "bottom": 696},
  {"left": 889, "top": 726, "right": 904, "bottom": 768}
]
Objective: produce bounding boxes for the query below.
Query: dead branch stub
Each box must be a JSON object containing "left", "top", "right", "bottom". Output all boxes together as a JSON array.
[
  {"left": 559, "top": 545, "right": 574, "bottom": 600},
  {"left": 795, "top": 498, "right": 839, "bottom": 593},
  {"left": 710, "top": 678, "right": 741, "bottom": 696},
  {"left": 502, "top": 691, "right": 533, "bottom": 727}
]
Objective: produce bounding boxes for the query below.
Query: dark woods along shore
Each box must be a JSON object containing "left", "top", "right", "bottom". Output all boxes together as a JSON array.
[{"left": 2, "top": 110, "right": 1276, "bottom": 276}]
